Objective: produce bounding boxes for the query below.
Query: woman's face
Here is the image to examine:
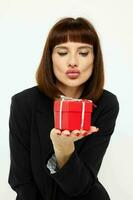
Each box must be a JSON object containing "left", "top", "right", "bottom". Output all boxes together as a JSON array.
[{"left": 52, "top": 41, "right": 94, "bottom": 90}]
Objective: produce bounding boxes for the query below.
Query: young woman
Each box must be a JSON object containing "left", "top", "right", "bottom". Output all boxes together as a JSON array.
[{"left": 8, "top": 17, "right": 119, "bottom": 200}]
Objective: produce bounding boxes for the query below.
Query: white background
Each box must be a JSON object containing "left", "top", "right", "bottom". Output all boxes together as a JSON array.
[{"left": 0, "top": 0, "right": 133, "bottom": 199}]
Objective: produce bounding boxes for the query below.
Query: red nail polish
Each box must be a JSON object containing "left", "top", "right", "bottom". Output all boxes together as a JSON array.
[{"left": 84, "top": 131, "right": 88, "bottom": 136}]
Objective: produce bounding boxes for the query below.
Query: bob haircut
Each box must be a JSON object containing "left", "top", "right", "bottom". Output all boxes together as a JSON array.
[{"left": 36, "top": 17, "right": 104, "bottom": 103}]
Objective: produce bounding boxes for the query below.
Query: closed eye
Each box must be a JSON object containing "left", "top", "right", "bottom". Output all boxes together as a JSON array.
[
  {"left": 57, "top": 52, "right": 67, "bottom": 56},
  {"left": 57, "top": 52, "right": 89, "bottom": 56},
  {"left": 79, "top": 52, "right": 89, "bottom": 56}
]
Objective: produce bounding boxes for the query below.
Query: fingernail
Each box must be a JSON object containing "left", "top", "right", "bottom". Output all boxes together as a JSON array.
[
  {"left": 95, "top": 128, "right": 99, "bottom": 132},
  {"left": 83, "top": 131, "right": 88, "bottom": 136},
  {"left": 73, "top": 131, "right": 80, "bottom": 136},
  {"left": 63, "top": 132, "right": 70, "bottom": 136}
]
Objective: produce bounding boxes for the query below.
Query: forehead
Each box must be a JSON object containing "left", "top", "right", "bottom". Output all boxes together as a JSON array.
[{"left": 54, "top": 42, "right": 93, "bottom": 50}]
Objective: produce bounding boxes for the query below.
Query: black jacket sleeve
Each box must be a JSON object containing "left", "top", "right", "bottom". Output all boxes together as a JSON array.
[
  {"left": 8, "top": 95, "right": 42, "bottom": 200},
  {"left": 49, "top": 93, "right": 119, "bottom": 198}
]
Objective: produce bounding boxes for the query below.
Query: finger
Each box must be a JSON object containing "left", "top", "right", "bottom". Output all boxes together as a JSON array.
[
  {"left": 71, "top": 130, "right": 80, "bottom": 136},
  {"left": 61, "top": 130, "right": 71, "bottom": 137},
  {"left": 51, "top": 128, "right": 61, "bottom": 135},
  {"left": 78, "top": 127, "right": 99, "bottom": 136},
  {"left": 90, "top": 126, "right": 99, "bottom": 132},
  {"left": 89, "top": 126, "right": 99, "bottom": 133},
  {"left": 85, "top": 127, "right": 99, "bottom": 136}
]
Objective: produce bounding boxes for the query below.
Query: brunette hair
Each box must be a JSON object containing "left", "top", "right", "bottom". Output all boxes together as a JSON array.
[{"left": 36, "top": 17, "right": 104, "bottom": 103}]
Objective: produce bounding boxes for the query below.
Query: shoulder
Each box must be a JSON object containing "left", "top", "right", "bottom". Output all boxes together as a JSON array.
[
  {"left": 98, "top": 89, "right": 119, "bottom": 108},
  {"left": 92, "top": 89, "right": 119, "bottom": 135},
  {"left": 11, "top": 86, "right": 50, "bottom": 110},
  {"left": 12, "top": 86, "right": 42, "bottom": 99},
  {"left": 12, "top": 85, "right": 49, "bottom": 100},
  {"left": 95, "top": 89, "right": 119, "bottom": 117}
]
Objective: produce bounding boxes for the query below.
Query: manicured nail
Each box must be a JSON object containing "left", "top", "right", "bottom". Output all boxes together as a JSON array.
[
  {"left": 95, "top": 128, "right": 99, "bottom": 132},
  {"left": 62, "top": 132, "right": 70, "bottom": 136},
  {"left": 73, "top": 131, "right": 80, "bottom": 136},
  {"left": 83, "top": 131, "right": 88, "bottom": 136}
]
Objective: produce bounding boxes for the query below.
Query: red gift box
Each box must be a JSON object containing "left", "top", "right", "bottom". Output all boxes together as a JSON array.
[{"left": 54, "top": 96, "right": 93, "bottom": 131}]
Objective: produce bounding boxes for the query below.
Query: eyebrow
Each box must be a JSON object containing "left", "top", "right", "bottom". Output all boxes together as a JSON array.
[{"left": 54, "top": 45, "right": 93, "bottom": 50}]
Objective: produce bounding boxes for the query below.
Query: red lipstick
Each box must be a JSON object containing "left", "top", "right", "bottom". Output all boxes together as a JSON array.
[{"left": 66, "top": 69, "right": 80, "bottom": 79}]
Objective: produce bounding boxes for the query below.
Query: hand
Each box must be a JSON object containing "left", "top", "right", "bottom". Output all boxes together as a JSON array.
[
  {"left": 50, "top": 126, "right": 99, "bottom": 168},
  {"left": 50, "top": 126, "right": 99, "bottom": 154}
]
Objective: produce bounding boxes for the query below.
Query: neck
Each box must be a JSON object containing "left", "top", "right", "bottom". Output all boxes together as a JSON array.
[{"left": 57, "top": 84, "right": 84, "bottom": 99}]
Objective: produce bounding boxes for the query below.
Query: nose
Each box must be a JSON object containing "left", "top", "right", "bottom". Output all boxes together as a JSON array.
[
  {"left": 68, "top": 54, "right": 78, "bottom": 67},
  {"left": 68, "top": 63, "right": 77, "bottom": 68}
]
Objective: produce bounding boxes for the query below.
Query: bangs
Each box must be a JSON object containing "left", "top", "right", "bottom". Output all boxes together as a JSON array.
[{"left": 50, "top": 23, "right": 96, "bottom": 51}]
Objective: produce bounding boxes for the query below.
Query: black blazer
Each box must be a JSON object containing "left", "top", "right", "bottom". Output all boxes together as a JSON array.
[{"left": 8, "top": 86, "right": 119, "bottom": 200}]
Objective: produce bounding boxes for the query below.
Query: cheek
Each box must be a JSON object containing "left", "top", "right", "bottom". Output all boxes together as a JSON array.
[
  {"left": 53, "top": 63, "right": 64, "bottom": 79},
  {"left": 82, "top": 63, "right": 93, "bottom": 80},
  {"left": 87, "top": 68, "right": 93, "bottom": 78},
  {"left": 52, "top": 56, "right": 64, "bottom": 72},
  {"left": 81, "top": 55, "right": 94, "bottom": 69},
  {"left": 53, "top": 65, "right": 63, "bottom": 76},
  {"left": 83, "top": 62, "right": 93, "bottom": 72}
]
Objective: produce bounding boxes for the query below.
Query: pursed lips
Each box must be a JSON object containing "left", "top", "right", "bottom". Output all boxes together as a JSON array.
[{"left": 65, "top": 69, "right": 80, "bottom": 79}]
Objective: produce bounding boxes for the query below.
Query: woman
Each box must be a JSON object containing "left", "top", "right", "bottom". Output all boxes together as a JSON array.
[{"left": 8, "top": 17, "right": 119, "bottom": 200}]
